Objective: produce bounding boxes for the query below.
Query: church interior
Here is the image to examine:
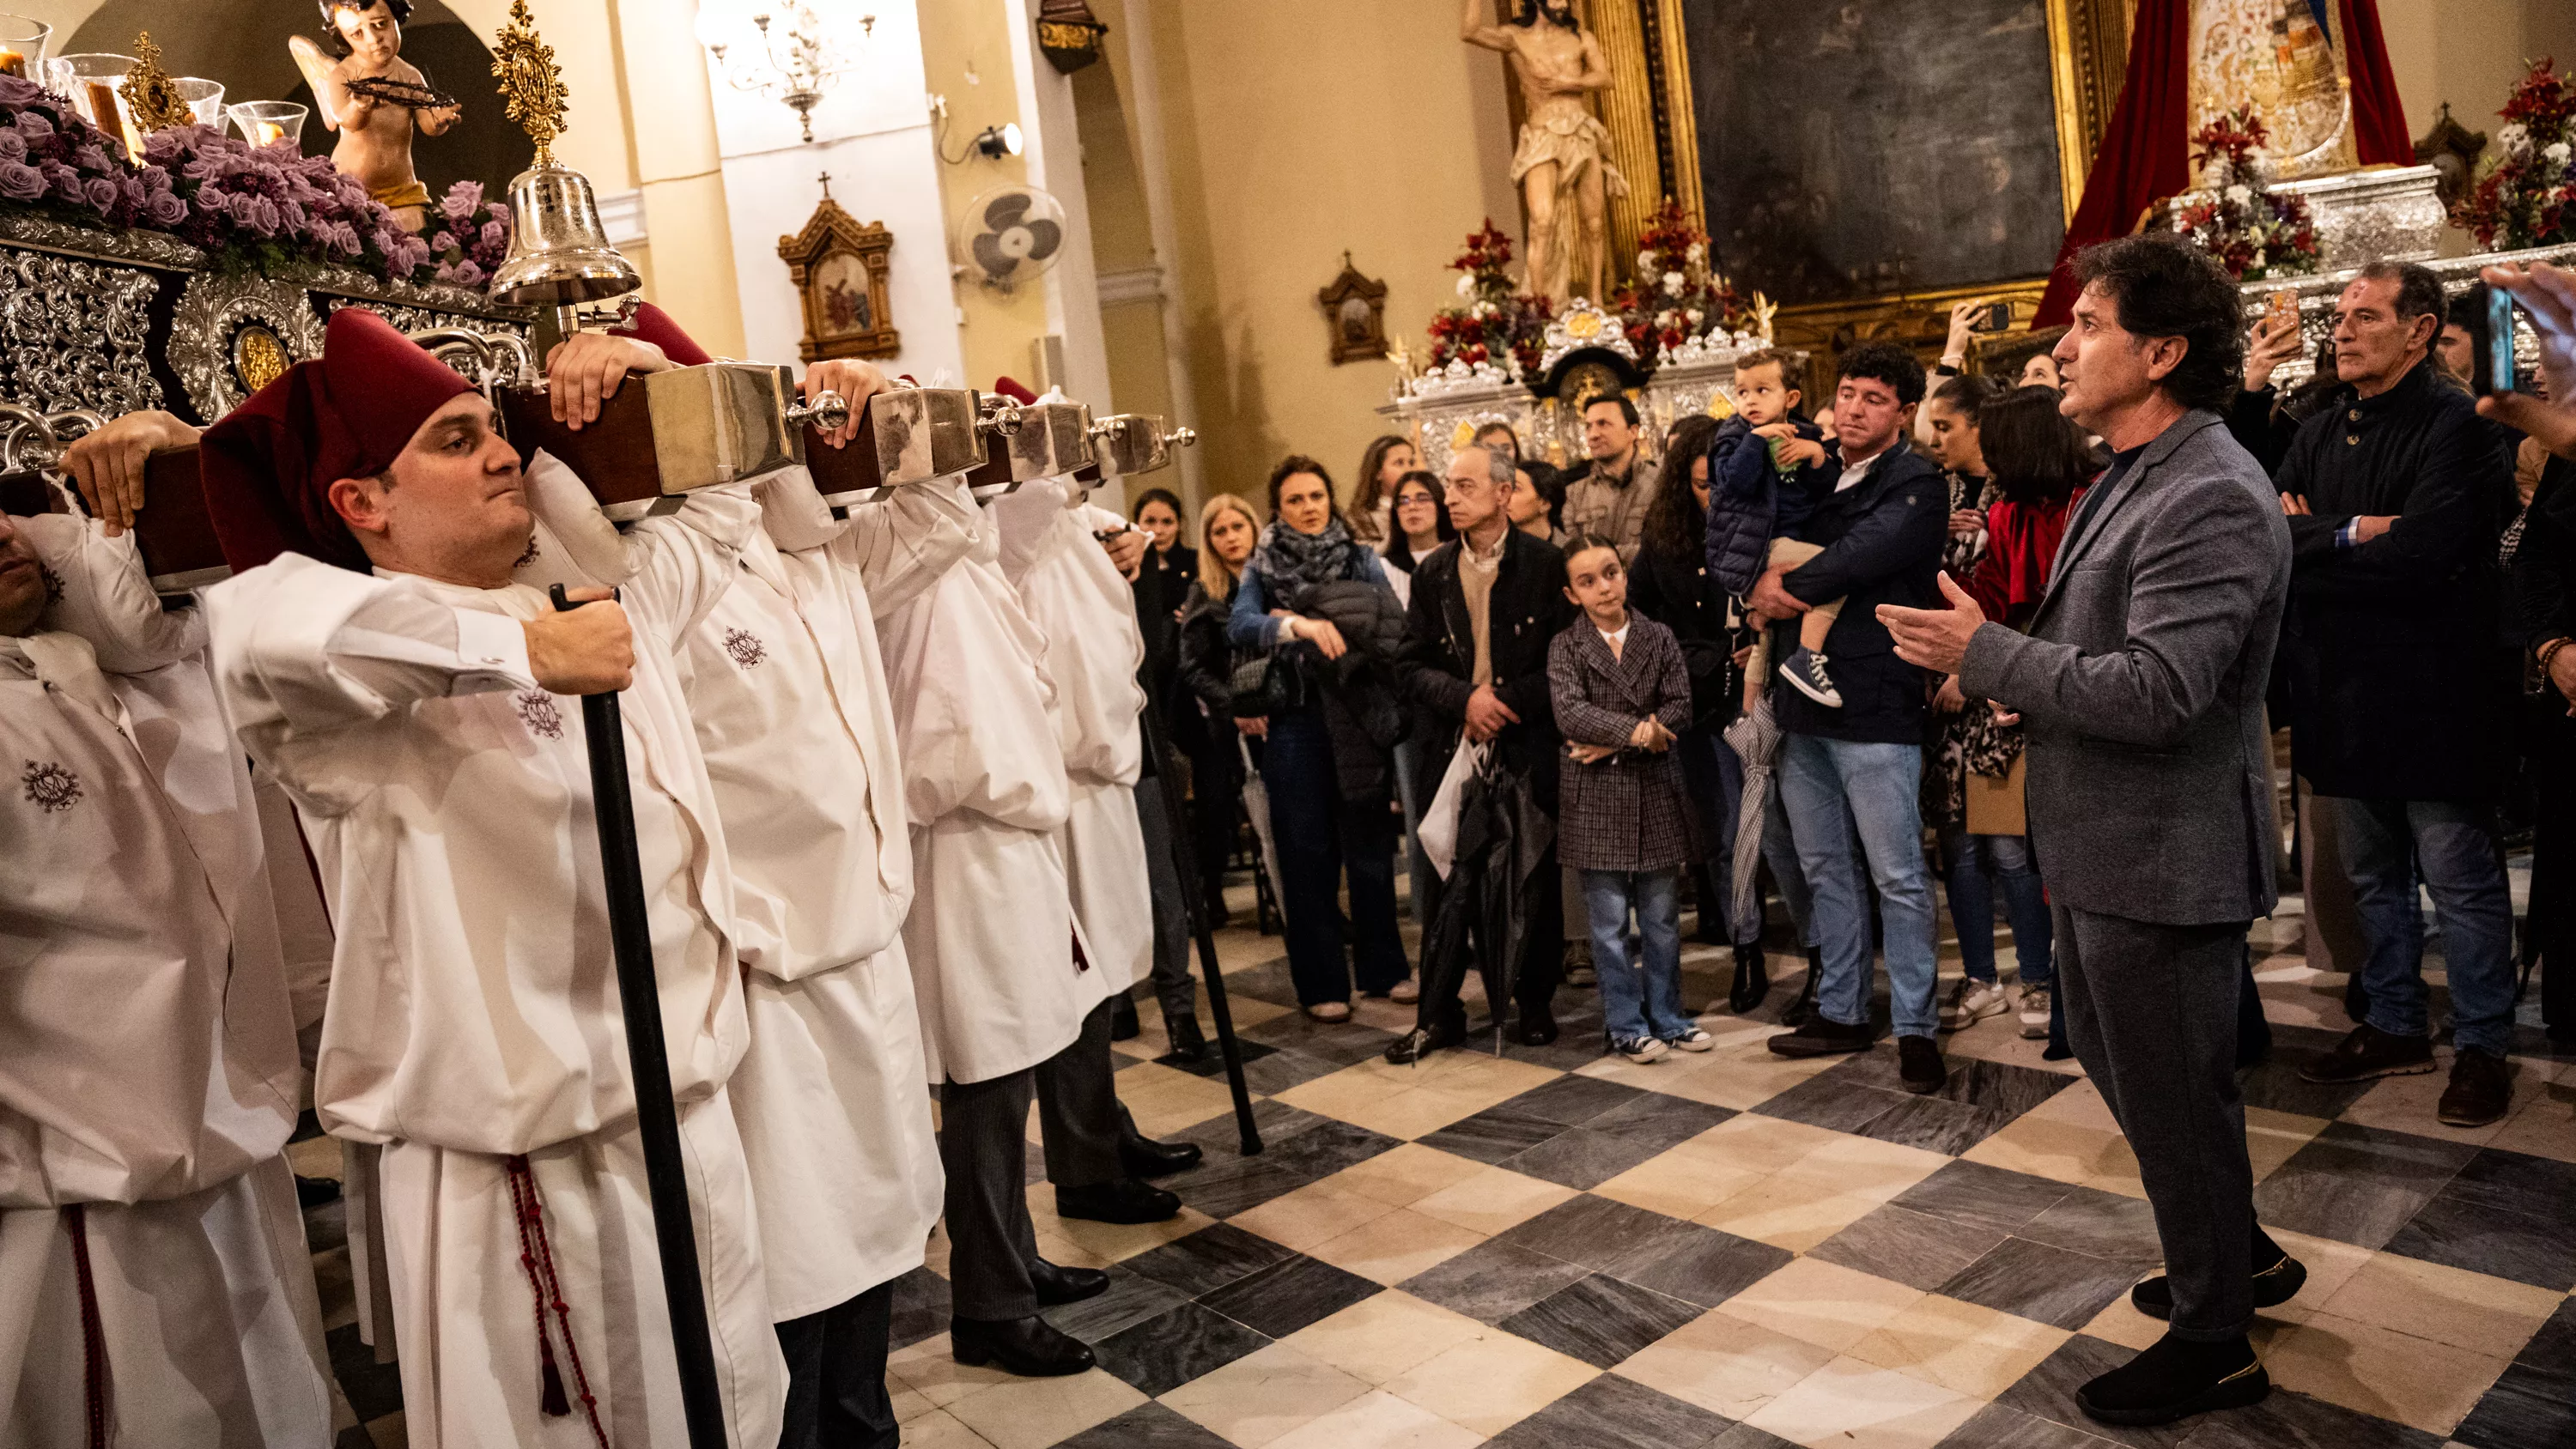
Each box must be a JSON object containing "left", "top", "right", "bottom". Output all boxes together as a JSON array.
[{"left": 4, "top": 0, "right": 2576, "bottom": 1447}]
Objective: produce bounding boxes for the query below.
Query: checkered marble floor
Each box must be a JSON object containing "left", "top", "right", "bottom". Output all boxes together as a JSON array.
[{"left": 304, "top": 885, "right": 2576, "bottom": 1449}]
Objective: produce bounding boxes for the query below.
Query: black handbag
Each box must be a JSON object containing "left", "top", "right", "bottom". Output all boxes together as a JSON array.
[
  {"left": 1679, "top": 636, "right": 1739, "bottom": 729},
  {"left": 1229, "top": 649, "right": 1306, "bottom": 718}
]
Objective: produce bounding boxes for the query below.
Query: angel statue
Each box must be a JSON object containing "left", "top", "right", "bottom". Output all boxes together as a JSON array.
[
  {"left": 1460, "top": 0, "right": 1630, "bottom": 304},
  {"left": 290, "top": 0, "right": 461, "bottom": 232}
]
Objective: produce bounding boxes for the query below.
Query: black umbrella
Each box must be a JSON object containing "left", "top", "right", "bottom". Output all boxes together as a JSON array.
[{"left": 1413, "top": 751, "right": 1555, "bottom": 1050}]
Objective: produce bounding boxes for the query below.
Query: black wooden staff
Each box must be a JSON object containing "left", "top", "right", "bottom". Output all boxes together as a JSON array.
[
  {"left": 1137, "top": 680, "right": 1263, "bottom": 1156},
  {"left": 550, "top": 584, "right": 729, "bottom": 1448}
]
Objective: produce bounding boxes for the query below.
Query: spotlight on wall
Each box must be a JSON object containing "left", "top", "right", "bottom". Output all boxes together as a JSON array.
[{"left": 973, "top": 123, "right": 1024, "bottom": 160}]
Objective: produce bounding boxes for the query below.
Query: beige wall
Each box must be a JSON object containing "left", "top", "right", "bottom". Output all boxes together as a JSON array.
[
  {"left": 1122, "top": 0, "right": 1516, "bottom": 507},
  {"left": 918, "top": 0, "right": 1054, "bottom": 390},
  {"left": 2379, "top": 0, "right": 2576, "bottom": 162}
]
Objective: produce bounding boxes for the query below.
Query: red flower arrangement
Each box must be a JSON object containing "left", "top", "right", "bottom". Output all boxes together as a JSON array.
[
  {"left": 1611, "top": 199, "right": 1761, "bottom": 367},
  {"left": 2455, "top": 58, "right": 2575, "bottom": 250},
  {"left": 2166, "top": 107, "right": 2320, "bottom": 282},
  {"left": 1423, "top": 220, "right": 1551, "bottom": 379}
]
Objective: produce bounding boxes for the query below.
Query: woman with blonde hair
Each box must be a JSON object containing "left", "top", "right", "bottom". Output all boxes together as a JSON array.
[{"left": 1176, "top": 491, "right": 1265, "bottom": 935}]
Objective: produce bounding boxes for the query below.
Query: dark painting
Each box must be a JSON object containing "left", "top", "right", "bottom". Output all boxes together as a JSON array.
[{"left": 1683, "top": 0, "right": 2067, "bottom": 306}]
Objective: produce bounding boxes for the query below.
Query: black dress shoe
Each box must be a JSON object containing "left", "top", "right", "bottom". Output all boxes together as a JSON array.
[
  {"left": 2439, "top": 1047, "right": 2513, "bottom": 1127},
  {"left": 1728, "top": 943, "right": 1770, "bottom": 1014},
  {"left": 1385, "top": 1019, "right": 1466, "bottom": 1064},
  {"left": 1778, "top": 949, "right": 1822, "bottom": 1028},
  {"left": 1119, "top": 1128, "right": 1203, "bottom": 1179},
  {"left": 950, "top": 1315, "right": 1096, "bottom": 1376},
  {"left": 294, "top": 1174, "right": 343, "bottom": 1210},
  {"left": 1055, "top": 1177, "right": 1181, "bottom": 1225},
  {"left": 1896, "top": 1034, "right": 1947, "bottom": 1094},
  {"left": 1109, "top": 993, "right": 1141, "bottom": 1042},
  {"left": 2076, "top": 1331, "right": 2268, "bottom": 1427},
  {"left": 1766, "top": 1014, "right": 1875, "bottom": 1058},
  {"left": 1157, "top": 1012, "right": 1208, "bottom": 1067},
  {"left": 1028, "top": 1258, "right": 1109, "bottom": 1307},
  {"left": 2296, "top": 1022, "right": 2434, "bottom": 1085},
  {"left": 2131, "top": 1240, "right": 2306, "bottom": 1320},
  {"left": 1514, "top": 1002, "right": 1559, "bottom": 1046}
]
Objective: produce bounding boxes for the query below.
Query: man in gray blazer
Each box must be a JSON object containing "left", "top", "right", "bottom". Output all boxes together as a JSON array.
[{"left": 1881, "top": 233, "right": 2293, "bottom": 1430}]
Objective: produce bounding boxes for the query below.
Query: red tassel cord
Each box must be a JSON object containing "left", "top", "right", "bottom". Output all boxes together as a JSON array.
[
  {"left": 505, "top": 1155, "right": 612, "bottom": 1448},
  {"left": 65, "top": 1204, "right": 108, "bottom": 1449}
]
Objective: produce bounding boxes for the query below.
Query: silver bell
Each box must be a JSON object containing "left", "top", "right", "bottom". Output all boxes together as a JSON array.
[{"left": 489, "top": 162, "right": 642, "bottom": 308}]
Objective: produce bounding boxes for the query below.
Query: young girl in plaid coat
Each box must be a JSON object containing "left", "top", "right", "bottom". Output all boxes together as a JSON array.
[{"left": 1547, "top": 537, "right": 1710, "bottom": 1063}]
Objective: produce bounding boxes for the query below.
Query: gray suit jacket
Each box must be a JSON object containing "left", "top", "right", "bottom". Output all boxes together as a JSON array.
[{"left": 1958, "top": 410, "right": 2290, "bottom": 926}]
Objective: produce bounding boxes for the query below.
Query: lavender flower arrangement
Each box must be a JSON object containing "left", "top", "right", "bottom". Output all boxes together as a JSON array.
[{"left": 0, "top": 73, "right": 505, "bottom": 293}]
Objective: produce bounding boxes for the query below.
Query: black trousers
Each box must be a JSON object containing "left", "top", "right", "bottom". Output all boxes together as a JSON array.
[
  {"left": 1135, "top": 776, "right": 1200, "bottom": 1028},
  {"left": 1034, "top": 998, "right": 1124, "bottom": 1189},
  {"left": 938, "top": 1068, "right": 1040, "bottom": 1321},
  {"left": 2055, "top": 903, "right": 2256, "bottom": 1340},
  {"left": 775, "top": 1280, "right": 897, "bottom": 1449}
]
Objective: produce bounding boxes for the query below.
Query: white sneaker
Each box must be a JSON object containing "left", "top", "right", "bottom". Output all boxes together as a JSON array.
[
  {"left": 1941, "top": 978, "right": 2008, "bottom": 1030},
  {"left": 2017, "top": 985, "right": 2051, "bottom": 1039},
  {"left": 1666, "top": 1028, "right": 1715, "bottom": 1052},
  {"left": 1615, "top": 1035, "right": 1670, "bottom": 1064}
]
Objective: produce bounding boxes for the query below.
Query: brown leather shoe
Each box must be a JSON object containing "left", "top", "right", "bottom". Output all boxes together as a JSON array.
[
  {"left": 2296, "top": 1023, "right": 2434, "bottom": 1085},
  {"left": 2437, "top": 1048, "right": 2512, "bottom": 1127}
]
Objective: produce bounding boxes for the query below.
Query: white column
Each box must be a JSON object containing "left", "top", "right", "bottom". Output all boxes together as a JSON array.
[
  {"left": 1002, "top": 0, "right": 1112, "bottom": 411},
  {"left": 1117, "top": 2, "right": 1205, "bottom": 510}
]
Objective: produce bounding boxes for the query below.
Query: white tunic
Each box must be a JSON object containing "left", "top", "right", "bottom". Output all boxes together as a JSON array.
[
  {"left": 204, "top": 483, "right": 786, "bottom": 1448},
  {"left": 0, "top": 513, "right": 329, "bottom": 1447},
  {"left": 990, "top": 478, "right": 1153, "bottom": 1004},
  {"left": 521, "top": 460, "right": 965, "bottom": 1319},
  {"left": 877, "top": 492, "right": 1091, "bottom": 1083}
]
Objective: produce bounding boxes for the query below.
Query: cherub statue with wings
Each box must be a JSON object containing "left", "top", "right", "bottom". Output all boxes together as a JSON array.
[{"left": 289, "top": 0, "right": 461, "bottom": 232}]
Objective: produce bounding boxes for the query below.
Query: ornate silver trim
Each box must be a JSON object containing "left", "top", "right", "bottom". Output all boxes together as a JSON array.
[
  {"left": 0, "top": 209, "right": 206, "bottom": 270},
  {"left": 168, "top": 271, "right": 330, "bottom": 420}
]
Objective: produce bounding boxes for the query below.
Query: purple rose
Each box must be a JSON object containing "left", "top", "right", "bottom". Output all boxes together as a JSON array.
[
  {"left": 146, "top": 190, "right": 186, "bottom": 227},
  {"left": 281, "top": 198, "right": 308, "bottom": 233},
  {"left": 118, "top": 174, "right": 143, "bottom": 208},
  {"left": 141, "top": 129, "right": 185, "bottom": 167},
  {"left": 440, "top": 179, "right": 483, "bottom": 221},
  {"left": 332, "top": 220, "right": 364, "bottom": 255},
  {"left": 82, "top": 175, "right": 116, "bottom": 212},
  {"left": 69, "top": 142, "right": 106, "bottom": 173},
  {"left": 0, "top": 130, "right": 25, "bottom": 166},
  {"left": 42, "top": 161, "right": 79, "bottom": 202},
  {"left": 428, "top": 229, "right": 455, "bottom": 253},
  {"left": 478, "top": 218, "right": 507, "bottom": 252},
  {"left": 182, "top": 154, "right": 222, "bottom": 183},
  {"left": 246, "top": 194, "right": 281, "bottom": 236},
  {"left": 452, "top": 259, "right": 485, "bottom": 287},
  {"left": 15, "top": 109, "right": 52, "bottom": 139},
  {"left": 0, "top": 75, "right": 42, "bottom": 108},
  {"left": 0, "top": 161, "right": 44, "bottom": 202}
]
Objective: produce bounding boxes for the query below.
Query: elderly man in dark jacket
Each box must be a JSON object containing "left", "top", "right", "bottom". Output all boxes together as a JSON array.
[
  {"left": 1391, "top": 443, "right": 1577, "bottom": 1058},
  {"left": 2276, "top": 261, "right": 2519, "bottom": 1130},
  {"left": 1745, "top": 343, "right": 1952, "bottom": 1091}
]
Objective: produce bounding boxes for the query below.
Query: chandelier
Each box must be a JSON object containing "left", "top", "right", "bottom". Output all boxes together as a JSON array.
[{"left": 698, "top": 2, "right": 872, "bottom": 143}]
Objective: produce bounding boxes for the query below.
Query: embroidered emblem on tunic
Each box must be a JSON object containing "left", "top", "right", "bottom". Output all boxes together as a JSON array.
[
  {"left": 513, "top": 535, "right": 541, "bottom": 568},
  {"left": 514, "top": 690, "right": 566, "bottom": 740},
  {"left": 724, "top": 627, "right": 767, "bottom": 669},
  {"left": 21, "top": 759, "right": 80, "bottom": 813},
  {"left": 37, "top": 562, "right": 62, "bottom": 606}
]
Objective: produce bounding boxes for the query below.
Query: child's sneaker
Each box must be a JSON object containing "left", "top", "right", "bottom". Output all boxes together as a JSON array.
[
  {"left": 1614, "top": 1034, "right": 1670, "bottom": 1064},
  {"left": 1666, "top": 1028, "right": 1715, "bottom": 1052},
  {"left": 1781, "top": 646, "right": 1844, "bottom": 707}
]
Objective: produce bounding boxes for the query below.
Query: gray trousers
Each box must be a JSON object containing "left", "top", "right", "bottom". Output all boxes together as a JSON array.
[
  {"left": 938, "top": 1068, "right": 1041, "bottom": 1321},
  {"left": 1034, "top": 998, "right": 1124, "bottom": 1190},
  {"left": 2055, "top": 903, "right": 2256, "bottom": 1340},
  {"left": 1135, "top": 776, "right": 1200, "bottom": 1028}
]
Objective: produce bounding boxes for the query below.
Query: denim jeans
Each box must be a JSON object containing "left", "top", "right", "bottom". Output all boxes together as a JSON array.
[
  {"left": 1583, "top": 869, "right": 1695, "bottom": 1042},
  {"left": 1761, "top": 779, "right": 1818, "bottom": 949},
  {"left": 1259, "top": 706, "right": 1409, "bottom": 1004},
  {"left": 2336, "top": 796, "right": 2517, "bottom": 1056},
  {"left": 1940, "top": 828, "right": 2055, "bottom": 987},
  {"left": 1678, "top": 725, "right": 1752, "bottom": 943},
  {"left": 1776, "top": 734, "right": 1940, "bottom": 1036}
]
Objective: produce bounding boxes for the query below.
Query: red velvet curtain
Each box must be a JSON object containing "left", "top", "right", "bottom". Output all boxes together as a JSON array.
[
  {"left": 2033, "top": 0, "right": 2190, "bottom": 326},
  {"left": 2031, "top": 0, "right": 2415, "bottom": 327},
  {"left": 2338, "top": 0, "right": 2415, "bottom": 165}
]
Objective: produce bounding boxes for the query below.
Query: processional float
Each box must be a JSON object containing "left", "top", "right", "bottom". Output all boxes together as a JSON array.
[{"left": 0, "top": 6, "right": 1240, "bottom": 1444}]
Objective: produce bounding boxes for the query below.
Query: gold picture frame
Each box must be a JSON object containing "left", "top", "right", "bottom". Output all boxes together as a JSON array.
[{"left": 777, "top": 180, "right": 900, "bottom": 364}]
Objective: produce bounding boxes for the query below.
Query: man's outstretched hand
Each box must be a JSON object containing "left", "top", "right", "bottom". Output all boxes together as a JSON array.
[{"left": 1877, "top": 570, "right": 1985, "bottom": 676}]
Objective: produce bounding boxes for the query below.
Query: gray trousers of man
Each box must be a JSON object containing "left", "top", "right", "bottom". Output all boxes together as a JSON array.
[
  {"left": 1136, "top": 776, "right": 1200, "bottom": 1029},
  {"left": 2054, "top": 903, "right": 2256, "bottom": 1340},
  {"left": 938, "top": 1068, "right": 1043, "bottom": 1322},
  {"left": 1035, "top": 997, "right": 1127, "bottom": 1189}
]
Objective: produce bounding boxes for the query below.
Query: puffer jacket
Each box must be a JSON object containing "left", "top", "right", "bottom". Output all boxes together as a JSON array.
[
  {"left": 1297, "top": 578, "right": 1411, "bottom": 801},
  {"left": 1704, "top": 410, "right": 1830, "bottom": 597}
]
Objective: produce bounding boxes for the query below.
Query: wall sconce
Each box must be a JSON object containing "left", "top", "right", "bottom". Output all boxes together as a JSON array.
[
  {"left": 931, "top": 94, "right": 1027, "bottom": 166},
  {"left": 973, "top": 123, "right": 1022, "bottom": 160}
]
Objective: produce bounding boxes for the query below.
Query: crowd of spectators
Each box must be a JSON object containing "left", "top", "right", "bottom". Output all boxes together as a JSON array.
[{"left": 1127, "top": 254, "right": 2576, "bottom": 1119}]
